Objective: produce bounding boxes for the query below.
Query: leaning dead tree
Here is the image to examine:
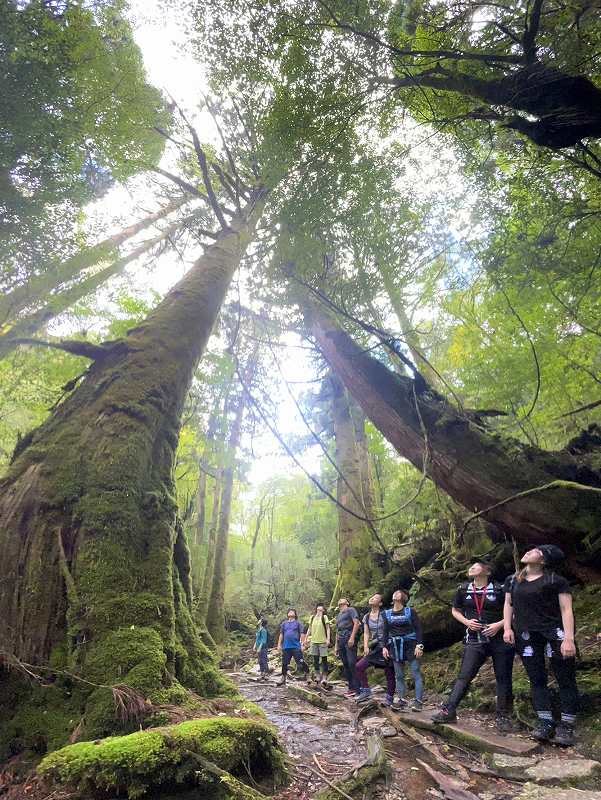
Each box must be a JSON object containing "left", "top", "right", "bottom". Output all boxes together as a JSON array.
[{"left": 303, "top": 293, "right": 601, "bottom": 571}]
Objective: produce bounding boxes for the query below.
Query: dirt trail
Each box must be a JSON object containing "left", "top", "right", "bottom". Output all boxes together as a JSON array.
[{"left": 230, "top": 672, "right": 467, "bottom": 800}]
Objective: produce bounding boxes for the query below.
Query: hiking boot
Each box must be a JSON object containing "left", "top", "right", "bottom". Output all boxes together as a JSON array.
[
  {"left": 391, "top": 695, "right": 406, "bottom": 711},
  {"left": 551, "top": 723, "right": 575, "bottom": 747},
  {"left": 381, "top": 694, "right": 394, "bottom": 707},
  {"left": 275, "top": 675, "right": 286, "bottom": 687},
  {"left": 355, "top": 688, "right": 372, "bottom": 704},
  {"left": 410, "top": 699, "right": 424, "bottom": 713},
  {"left": 432, "top": 706, "right": 457, "bottom": 724},
  {"left": 495, "top": 714, "right": 514, "bottom": 733},
  {"left": 531, "top": 720, "right": 555, "bottom": 742}
]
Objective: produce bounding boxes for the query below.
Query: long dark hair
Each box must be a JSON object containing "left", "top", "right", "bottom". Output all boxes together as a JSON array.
[{"left": 286, "top": 608, "right": 298, "bottom": 619}]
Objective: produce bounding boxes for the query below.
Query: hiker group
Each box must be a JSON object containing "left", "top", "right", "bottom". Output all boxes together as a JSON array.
[{"left": 254, "top": 544, "right": 581, "bottom": 746}]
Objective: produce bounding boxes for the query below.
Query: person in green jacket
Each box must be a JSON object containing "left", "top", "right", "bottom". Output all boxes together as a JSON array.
[{"left": 253, "top": 618, "right": 269, "bottom": 680}]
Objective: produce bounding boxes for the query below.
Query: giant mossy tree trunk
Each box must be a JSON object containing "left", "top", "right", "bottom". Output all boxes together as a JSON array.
[
  {"left": 329, "top": 374, "right": 385, "bottom": 603},
  {"left": 305, "top": 300, "right": 601, "bottom": 567},
  {"left": 0, "top": 190, "right": 266, "bottom": 745}
]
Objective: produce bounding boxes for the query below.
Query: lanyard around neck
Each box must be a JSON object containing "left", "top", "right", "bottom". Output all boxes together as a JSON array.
[{"left": 472, "top": 582, "right": 489, "bottom": 618}]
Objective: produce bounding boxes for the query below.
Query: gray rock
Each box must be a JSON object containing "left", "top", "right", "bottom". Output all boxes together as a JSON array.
[
  {"left": 381, "top": 725, "right": 397, "bottom": 738},
  {"left": 488, "top": 753, "right": 539, "bottom": 778},
  {"left": 516, "top": 784, "right": 601, "bottom": 800},
  {"left": 525, "top": 758, "right": 601, "bottom": 787}
]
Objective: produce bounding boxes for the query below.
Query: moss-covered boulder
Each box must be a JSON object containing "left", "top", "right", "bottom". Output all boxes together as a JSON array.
[{"left": 38, "top": 717, "right": 287, "bottom": 799}]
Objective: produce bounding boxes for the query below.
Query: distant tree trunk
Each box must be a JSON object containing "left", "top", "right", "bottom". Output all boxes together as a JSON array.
[
  {"left": 0, "top": 197, "right": 187, "bottom": 326},
  {"left": 305, "top": 298, "right": 601, "bottom": 567},
  {"left": 0, "top": 213, "right": 199, "bottom": 361},
  {"left": 207, "top": 348, "right": 258, "bottom": 644},
  {"left": 329, "top": 374, "right": 385, "bottom": 603},
  {"left": 248, "top": 493, "right": 268, "bottom": 597},
  {"left": 377, "top": 264, "right": 439, "bottom": 387},
  {"left": 196, "top": 394, "right": 228, "bottom": 546},
  {"left": 197, "top": 470, "right": 222, "bottom": 624},
  {"left": 0, "top": 189, "right": 267, "bottom": 745}
]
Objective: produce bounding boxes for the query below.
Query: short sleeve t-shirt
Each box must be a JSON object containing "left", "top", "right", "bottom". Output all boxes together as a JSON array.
[
  {"left": 505, "top": 572, "right": 571, "bottom": 633},
  {"left": 362, "top": 611, "right": 386, "bottom": 646},
  {"left": 280, "top": 620, "right": 304, "bottom": 649},
  {"left": 452, "top": 581, "right": 505, "bottom": 626},
  {"left": 336, "top": 607, "right": 359, "bottom": 635},
  {"left": 308, "top": 614, "right": 330, "bottom": 644}
]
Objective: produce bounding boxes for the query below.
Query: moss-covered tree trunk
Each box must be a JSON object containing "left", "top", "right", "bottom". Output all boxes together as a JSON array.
[
  {"left": 0, "top": 189, "right": 266, "bottom": 745},
  {"left": 306, "top": 299, "right": 601, "bottom": 567},
  {"left": 329, "top": 374, "right": 385, "bottom": 603}
]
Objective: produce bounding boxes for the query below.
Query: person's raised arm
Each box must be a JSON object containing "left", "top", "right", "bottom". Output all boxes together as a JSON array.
[{"left": 559, "top": 593, "right": 576, "bottom": 658}]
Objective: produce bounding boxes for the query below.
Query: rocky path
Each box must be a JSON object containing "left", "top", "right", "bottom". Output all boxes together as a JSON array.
[{"left": 229, "top": 670, "right": 601, "bottom": 800}]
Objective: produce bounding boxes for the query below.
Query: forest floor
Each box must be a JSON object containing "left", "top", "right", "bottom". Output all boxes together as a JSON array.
[{"left": 231, "top": 660, "right": 601, "bottom": 800}]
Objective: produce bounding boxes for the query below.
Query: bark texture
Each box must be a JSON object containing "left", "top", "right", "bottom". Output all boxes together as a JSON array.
[
  {"left": 306, "top": 299, "right": 601, "bottom": 564},
  {"left": 0, "top": 190, "right": 266, "bottom": 747},
  {"left": 329, "top": 374, "right": 385, "bottom": 603},
  {"left": 396, "top": 63, "right": 601, "bottom": 149}
]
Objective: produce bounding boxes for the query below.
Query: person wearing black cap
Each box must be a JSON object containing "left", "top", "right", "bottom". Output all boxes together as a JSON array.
[
  {"left": 432, "top": 560, "right": 515, "bottom": 731},
  {"left": 503, "top": 545, "right": 579, "bottom": 746}
]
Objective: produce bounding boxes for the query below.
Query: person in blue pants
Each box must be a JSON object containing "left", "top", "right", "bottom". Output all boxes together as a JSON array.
[
  {"left": 382, "top": 589, "right": 425, "bottom": 711},
  {"left": 253, "top": 618, "right": 269, "bottom": 680}
]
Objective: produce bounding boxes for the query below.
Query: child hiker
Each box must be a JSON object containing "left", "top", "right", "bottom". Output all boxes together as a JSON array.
[
  {"left": 305, "top": 602, "right": 331, "bottom": 686},
  {"left": 253, "top": 618, "right": 269, "bottom": 680}
]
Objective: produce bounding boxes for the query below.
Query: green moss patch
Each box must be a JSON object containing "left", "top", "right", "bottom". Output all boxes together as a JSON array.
[{"left": 38, "top": 717, "right": 286, "bottom": 799}]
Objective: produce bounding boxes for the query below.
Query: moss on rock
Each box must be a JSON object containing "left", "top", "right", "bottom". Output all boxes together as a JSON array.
[{"left": 38, "top": 717, "right": 287, "bottom": 799}]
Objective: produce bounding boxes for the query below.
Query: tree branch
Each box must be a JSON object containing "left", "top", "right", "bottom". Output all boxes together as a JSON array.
[
  {"left": 10, "top": 338, "right": 111, "bottom": 360},
  {"left": 522, "top": 0, "right": 545, "bottom": 63},
  {"left": 463, "top": 479, "right": 601, "bottom": 532},
  {"left": 314, "top": 1, "right": 521, "bottom": 64}
]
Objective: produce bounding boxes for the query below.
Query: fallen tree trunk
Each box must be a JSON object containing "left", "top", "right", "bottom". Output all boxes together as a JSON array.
[{"left": 304, "top": 297, "right": 601, "bottom": 565}]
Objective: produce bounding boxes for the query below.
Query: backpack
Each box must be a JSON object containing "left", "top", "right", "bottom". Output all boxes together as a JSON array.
[{"left": 384, "top": 607, "right": 413, "bottom": 624}]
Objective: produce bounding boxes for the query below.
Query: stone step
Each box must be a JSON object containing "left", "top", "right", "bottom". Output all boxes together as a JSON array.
[
  {"left": 488, "top": 753, "right": 601, "bottom": 787},
  {"left": 393, "top": 708, "right": 539, "bottom": 755},
  {"left": 515, "top": 785, "right": 601, "bottom": 800}
]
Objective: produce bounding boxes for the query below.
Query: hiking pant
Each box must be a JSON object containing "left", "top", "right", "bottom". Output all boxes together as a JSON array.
[
  {"left": 356, "top": 656, "right": 395, "bottom": 696},
  {"left": 258, "top": 647, "right": 268, "bottom": 673},
  {"left": 446, "top": 636, "right": 514, "bottom": 714},
  {"left": 338, "top": 634, "right": 360, "bottom": 690},
  {"left": 516, "top": 629, "right": 578, "bottom": 720},
  {"left": 393, "top": 657, "right": 424, "bottom": 702},
  {"left": 281, "top": 647, "right": 308, "bottom": 676}
]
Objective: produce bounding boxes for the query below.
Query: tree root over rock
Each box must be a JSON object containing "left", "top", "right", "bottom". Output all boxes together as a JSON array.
[{"left": 314, "top": 735, "right": 390, "bottom": 800}]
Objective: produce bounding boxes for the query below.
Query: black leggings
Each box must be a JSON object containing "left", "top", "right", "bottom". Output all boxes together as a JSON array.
[
  {"left": 516, "top": 630, "right": 578, "bottom": 718},
  {"left": 446, "top": 636, "right": 514, "bottom": 714},
  {"left": 282, "top": 648, "right": 308, "bottom": 676}
]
